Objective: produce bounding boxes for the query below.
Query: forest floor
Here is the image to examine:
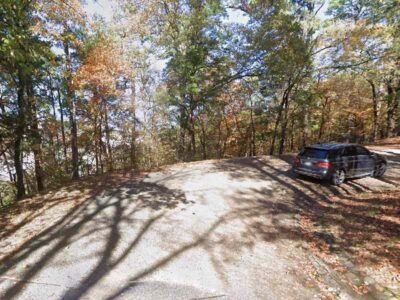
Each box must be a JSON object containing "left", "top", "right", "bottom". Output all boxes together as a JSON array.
[{"left": 0, "top": 144, "right": 399, "bottom": 299}]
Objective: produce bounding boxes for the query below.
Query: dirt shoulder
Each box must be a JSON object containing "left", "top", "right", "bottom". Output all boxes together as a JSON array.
[
  {"left": 366, "top": 137, "right": 400, "bottom": 149},
  {"left": 299, "top": 189, "right": 400, "bottom": 299}
]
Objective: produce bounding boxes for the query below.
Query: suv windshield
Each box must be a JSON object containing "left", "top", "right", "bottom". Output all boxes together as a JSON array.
[{"left": 300, "top": 148, "right": 328, "bottom": 159}]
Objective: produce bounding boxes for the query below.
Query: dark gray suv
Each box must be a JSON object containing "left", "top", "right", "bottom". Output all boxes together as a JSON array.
[{"left": 293, "top": 143, "right": 387, "bottom": 185}]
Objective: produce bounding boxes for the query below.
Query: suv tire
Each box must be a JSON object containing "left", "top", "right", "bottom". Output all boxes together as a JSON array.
[{"left": 331, "top": 169, "right": 345, "bottom": 185}]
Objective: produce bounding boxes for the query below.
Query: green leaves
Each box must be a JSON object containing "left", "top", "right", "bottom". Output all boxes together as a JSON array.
[
  {"left": 0, "top": 0, "right": 53, "bottom": 78},
  {"left": 163, "top": 0, "right": 228, "bottom": 108}
]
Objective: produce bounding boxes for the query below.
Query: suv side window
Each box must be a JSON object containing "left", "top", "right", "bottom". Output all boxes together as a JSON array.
[
  {"left": 328, "top": 148, "right": 342, "bottom": 159},
  {"left": 356, "top": 146, "right": 370, "bottom": 155},
  {"left": 343, "top": 146, "right": 356, "bottom": 157}
]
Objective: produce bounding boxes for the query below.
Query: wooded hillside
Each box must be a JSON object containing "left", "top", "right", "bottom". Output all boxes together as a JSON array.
[{"left": 0, "top": 0, "right": 399, "bottom": 201}]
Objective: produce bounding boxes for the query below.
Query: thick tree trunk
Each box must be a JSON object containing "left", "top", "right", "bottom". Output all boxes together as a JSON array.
[
  {"left": 14, "top": 138, "right": 25, "bottom": 199},
  {"left": 15, "top": 77, "right": 26, "bottom": 199},
  {"left": 64, "top": 41, "right": 79, "bottom": 179},
  {"left": 27, "top": 80, "right": 44, "bottom": 191}
]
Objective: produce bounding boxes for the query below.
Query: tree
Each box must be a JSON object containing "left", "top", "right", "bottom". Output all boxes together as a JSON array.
[
  {"left": 328, "top": 0, "right": 400, "bottom": 137},
  {"left": 74, "top": 33, "right": 124, "bottom": 173},
  {"left": 0, "top": 0, "right": 53, "bottom": 197},
  {"left": 238, "top": 0, "right": 317, "bottom": 154},
  {"left": 38, "top": 0, "right": 89, "bottom": 179},
  {"left": 1, "top": 0, "right": 399, "bottom": 203}
]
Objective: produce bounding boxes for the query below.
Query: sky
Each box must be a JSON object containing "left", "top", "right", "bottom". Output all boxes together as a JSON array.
[
  {"left": 83, "top": 0, "right": 250, "bottom": 72},
  {"left": 85, "top": 0, "right": 115, "bottom": 22},
  {"left": 84, "top": 0, "right": 250, "bottom": 24},
  {"left": 84, "top": 0, "right": 327, "bottom": 26}
]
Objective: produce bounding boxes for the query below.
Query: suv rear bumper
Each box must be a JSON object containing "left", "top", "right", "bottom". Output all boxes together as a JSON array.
[{"left": 293, "top": 167, "right": 331, "bottom": 179}]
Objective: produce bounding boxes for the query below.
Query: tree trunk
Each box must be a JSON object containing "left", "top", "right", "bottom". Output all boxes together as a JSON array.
[
  {"left": 27, "top": 79, "right": 44, "bottom": 191},
  {"left": 289, "top": 115, "right": 295, "bottom": 151},
  {"left": 98, "top": 112, "right": 103, "bottom": 174},
  {"left": 57, "top": 88, "right": 68, "bottom": 162},
  {"left": 199, "top": 117, "right": 207, "bottom": 160},
  {"left": 278, "top": 92, "right": 289, "bottom": 155},
  {"left": 15, "top": 76, "right": 26, "bottom": 199},
  {"left": 250, "top": 100, "right": 256, "bottom": 156},
  {"left": 130, "top": 135, "right": 136, "bottom": 169},
  {"left": 94, "top": 114, "right": 99, "bottom": 174},
  {"left": 302, "top": 108, "right": 308, "bottom": 147},
  {"left": 69, "top": 99, "right": 79, "bottom": 179},
  {"left": 130, "top": 104, "right": 137, "bottom": 169},
  {"left": 2, "top": 152, "right": 13, "bottom": 182},
  {"left": 216, "top": 119, "right": 223, "bottom": 158},
  {"left": 64, "top": 41, "right": 79, "bottom": 179},
  {"left": 386, "top": 82, "right": 398, "bottom": 137},
  {"left": 104, "top": 100, "right": 113, "bottom": 171},
  {"left": 48, "top": 76, "right": 59, "bottom": 162},
  {"left": 318, "top": 97, "right": 330, "bottom": 140},
  {"left": 178, "top": 104, "right": 188, "bottom": 161},
  {"left": 0, "top": 102, "right": 12, "bottom": 182},
  {"left": 270, "top": 91, "right": 287, "bottom": 155},
  {"left": 189, "top": 113, "right": 196, "bottom": 160},
  {"left": 367, "top": 80, "right": 379, "bottom": 141}
]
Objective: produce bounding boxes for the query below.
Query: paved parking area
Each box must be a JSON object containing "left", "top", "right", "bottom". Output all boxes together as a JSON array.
[{"left": 0, "top": 150, "right": 398, "bottom": 299}]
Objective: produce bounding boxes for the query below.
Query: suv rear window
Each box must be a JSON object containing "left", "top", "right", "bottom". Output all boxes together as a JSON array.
[{"left": 300, "top": 148, "right": 328, "bottom": 159}]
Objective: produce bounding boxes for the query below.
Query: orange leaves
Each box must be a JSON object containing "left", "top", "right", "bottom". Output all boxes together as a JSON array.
[
  {"left": 38, "top": 0, "right": 86, "bottom": 26},
  {"left": 315, "top": 74, "right": 376, "bottom": 136},
  {"left": 74, "top": 39, "right": 125, "bottom": 95}
]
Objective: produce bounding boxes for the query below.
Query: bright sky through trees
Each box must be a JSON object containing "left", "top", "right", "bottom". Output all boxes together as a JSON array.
[{"left": 85, "top": 0, "right": 114, "bottom": 22}]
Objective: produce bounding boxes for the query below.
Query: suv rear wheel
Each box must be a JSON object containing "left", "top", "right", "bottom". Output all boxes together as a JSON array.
[{"left": 331, "top": 169, "right": 345, "bottom": 185}]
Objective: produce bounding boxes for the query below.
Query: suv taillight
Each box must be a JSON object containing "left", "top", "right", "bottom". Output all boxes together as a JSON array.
[
  {"left": 294, "top": 156, "right": 300, "bottom": 166},
  {"left": 318, "top": 162, "right": 332, "bottom": 169}
]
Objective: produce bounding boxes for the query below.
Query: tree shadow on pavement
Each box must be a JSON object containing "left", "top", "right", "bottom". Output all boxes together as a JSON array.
[
  {"left": 0, "top": 172, "right": 189, "bottom": 300},
  {"left": 1, "top": 158, "right": 398, "bottom": 299}
]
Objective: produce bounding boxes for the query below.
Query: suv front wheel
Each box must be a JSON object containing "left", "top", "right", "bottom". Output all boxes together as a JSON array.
[
  {"left": 331, "top": 169, "right": 345, "bottom": 185},
  {"left": 373, "top": 162, "right": 386, "bottom": 178}
]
